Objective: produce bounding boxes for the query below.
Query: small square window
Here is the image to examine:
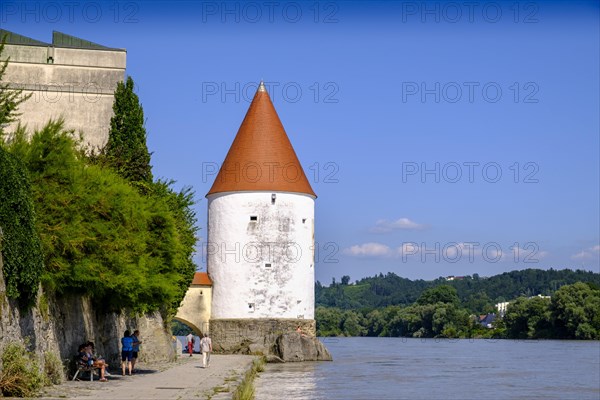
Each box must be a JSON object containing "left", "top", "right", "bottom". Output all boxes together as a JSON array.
[
  {"left": 248, "top": 303, "right": 255, "bottom": 312},
  {"left": 265, "top": 263, "right": 272, "bottom": 268},
  {"left": 250, "top": 216, "right": 258, "bottom": 221},
  {"left": 302, "top": 218, "right": 307, "bottom": 223}
]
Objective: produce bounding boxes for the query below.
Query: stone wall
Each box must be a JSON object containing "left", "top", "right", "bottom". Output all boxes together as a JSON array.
[
  {"left": 2, "top": 43, "right": 126, "bottom": 150},
  {"left": 210, "top": 318, "right": 316, "bottom": 355},
  {"left": 0, "top": 251, "right": 176, "bottom": 369}
]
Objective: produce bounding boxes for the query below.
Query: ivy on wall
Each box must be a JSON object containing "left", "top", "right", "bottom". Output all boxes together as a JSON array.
[{"left": 0, "top": 146, "right": 44, "bottom": 307}]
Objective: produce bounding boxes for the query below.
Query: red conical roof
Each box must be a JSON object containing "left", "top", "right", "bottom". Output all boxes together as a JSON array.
[{"left": 206, "top": 83, "right": 316, "bottom": 197}]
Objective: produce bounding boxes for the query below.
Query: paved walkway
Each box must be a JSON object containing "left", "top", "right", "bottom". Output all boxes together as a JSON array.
[{"left": 41, "top": 354, "right": 255, "bottom": 400}]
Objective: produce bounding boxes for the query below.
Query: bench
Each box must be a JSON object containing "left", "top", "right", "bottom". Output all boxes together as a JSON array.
[{"left": 72, "top": 360, "right": 100, "bottom": 381}]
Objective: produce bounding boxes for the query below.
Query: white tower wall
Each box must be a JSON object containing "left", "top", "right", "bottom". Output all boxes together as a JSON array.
[{"left": 208, "top": 191, "right": 315, "bottom": 320}]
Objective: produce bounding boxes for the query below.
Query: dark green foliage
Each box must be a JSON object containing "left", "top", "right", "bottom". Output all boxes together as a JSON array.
[
  {"left": 0, "top": 146, "right": 44, "bottom": 306},
  {"left": 416, "top": 285, "right": 459, "bottom": 306},
  {"left": 0, "top": 35, "right": 32, "bottom": 136},
  {"left": 104, "top": 76, "right": 153, "bottom": 186},
  {"left": 316, "top": 302, "right": 471, "bottom": 339},
  {"left": 502, "top": 283, "right": 600, "bottom": 340},
  {"left": 503, "top": 296, "right": 553, "bottom": 339},
  {"left": 550, "top": 282, "right": 600, "bottom": 339},
  {"left": 315, "top": 270, "right": 600, "bottom": 339},
  {"left": 4, "top": 120, "right": 196, "bottom": 316},
  {"left": 171, "top": 320, "right": 192, "bottom": 336},
  {"left": 316, "top": 269, "right": 600, "bottom": 312},
  {"left": 149, "top": 179, "right": 197, "bottom": 313}
]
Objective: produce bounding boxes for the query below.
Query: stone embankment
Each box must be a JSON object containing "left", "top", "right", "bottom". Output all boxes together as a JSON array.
[
  {"left": 0, "top": 252, "right": 176, "bottom": 368},
  {"left": 274, "top": 332, "right": 333, "bottom": 362}
]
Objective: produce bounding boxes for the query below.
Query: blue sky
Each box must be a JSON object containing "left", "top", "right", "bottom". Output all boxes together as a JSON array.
[{"left": 2, "top": 0, "right": 599, "bottom": 283}]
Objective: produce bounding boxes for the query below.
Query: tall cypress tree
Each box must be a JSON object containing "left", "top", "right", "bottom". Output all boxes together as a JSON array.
[{"left": 105, "top": 76, "right": 153, "bottom": 185}]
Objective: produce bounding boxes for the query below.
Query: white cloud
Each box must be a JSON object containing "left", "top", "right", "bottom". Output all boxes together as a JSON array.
[
  {"left": 370, "top": 218, "right": 426, "bottom": 233},
  {"left": 343, "top": 242, "right": 392, "bottom": 257},
  {"left": 571, "top": 251, "right": 589, "bottom": 260},
  {"left": 571, "top": 245, "right": 600, "bottom": 260}
]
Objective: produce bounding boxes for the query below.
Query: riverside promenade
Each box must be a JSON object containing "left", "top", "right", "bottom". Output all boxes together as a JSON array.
[{"left": 41, "top": 354, "right": 255, "bottom": 400}]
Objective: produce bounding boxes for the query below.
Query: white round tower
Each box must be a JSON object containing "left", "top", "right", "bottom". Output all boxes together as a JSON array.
[{"left": 206, "top": 82, "right": 317, "bottom": 352}]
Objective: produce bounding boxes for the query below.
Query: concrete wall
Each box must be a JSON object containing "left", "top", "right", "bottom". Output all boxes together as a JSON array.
[
  {"left": 2, "top": 44, "right": 126, "bottom": 150},
  {"left": 207, "top": 191, "right": 315, "bottom": 320},
  {"left": 174, "top": 285, "right": 212, "bottom": 335}
]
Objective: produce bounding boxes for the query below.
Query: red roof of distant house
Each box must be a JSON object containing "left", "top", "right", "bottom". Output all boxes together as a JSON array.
[
  {"left": 192, "top": 272, "right": 212, "bottom": 286},
  {"left": 206, "top": 82, "right": 316, "bottom": 198}
]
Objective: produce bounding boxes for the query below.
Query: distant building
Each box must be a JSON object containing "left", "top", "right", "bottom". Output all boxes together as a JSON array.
[
  {"left": 445, "top": 275, "right": 466, "bottom": 281},
  {"left": 0, "top": 30, "right": 126, "bottom": 149},
  {"left": 496, "top": 301, "right": 510, "bottom": 317},
  {"left": 478, "top": 313, "right": 496, "bottom": 328},
  {"left": 529, "top": 294, "right": 551, "bottom": 300}
]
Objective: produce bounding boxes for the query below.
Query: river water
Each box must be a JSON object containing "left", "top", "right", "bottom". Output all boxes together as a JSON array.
[{"left": 254, "top": 337, "right": 600, "bottom": 400}]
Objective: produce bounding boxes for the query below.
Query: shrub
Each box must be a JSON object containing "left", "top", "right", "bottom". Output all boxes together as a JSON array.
[
  {"left": 43, "top": 351, "right": 65, "bottom": 385},
  {"left": 0, "top": 342, "right": 44, "bottom": 397},
  {"left": 4, "top": 120, "right": 196, "bottom": 316}
]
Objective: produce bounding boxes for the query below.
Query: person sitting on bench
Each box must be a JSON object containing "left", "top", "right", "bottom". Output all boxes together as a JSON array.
[
  {"left": 86, "top": 342, "right": 110, "bottom": 374},
  {"left": 78, "top": 344, "right": 107, "bottom": 382}
]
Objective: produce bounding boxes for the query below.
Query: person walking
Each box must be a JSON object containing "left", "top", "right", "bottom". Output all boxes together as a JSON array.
[
  {"left": 121, "top": 330, "right": 134, "bottom": 376},
  {"left": 200, "top": 333, "right": 212, "bottom": 368},
  {"left": 186, "top": 332, "right": 194, "bottom": 357},
  {"left": 131, "top": 330, "right": 142, "bottom": 372}
]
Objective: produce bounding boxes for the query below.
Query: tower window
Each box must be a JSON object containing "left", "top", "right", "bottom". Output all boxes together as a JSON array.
[
  {"left": 271, "top": 193, "right": 276, "bottom": 204},
  {"left": 250, "top": 215, "right": 258, "bottom": 221},
  {"left": 265, "top": 263, "right": 272, "bottom": 268},
  {"left": 248, "top": 303, "right": 255, "bottom": 312},
  {"left": 302, "top": 218, "right": 307, "bottom": 224}
]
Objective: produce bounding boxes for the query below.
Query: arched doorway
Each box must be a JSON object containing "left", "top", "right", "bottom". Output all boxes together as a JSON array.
[{"left": 171, "top": 317, "right": 206, "bottom": 354}]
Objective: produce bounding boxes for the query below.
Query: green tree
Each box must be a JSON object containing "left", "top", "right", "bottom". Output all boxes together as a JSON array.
[
  {"left": 5, "top": 120, "right": 193, "bottom": 316},
  {"left": 551, "top": 282, "right": 600, "bottom": 339},
  {"left": 315, "top": 306, "right": 343, "bottom": 336},
  {"left": 0, "top": 35, "right": 32, "bottom": 136},
  {"left": 104, "top": 76, "right": 153, "bottom": 187},
  {"left": 417, "top": 285, "right": 459, "bottom": 306},
  {"left": 341, "top": 310, "right": 366, "bottom": 336},
  {"left": 464, "top": 291, "right": 495, "bottom": 314},
  {"left": 503, "top": 296, "right": 552, "bottom": 339}
]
